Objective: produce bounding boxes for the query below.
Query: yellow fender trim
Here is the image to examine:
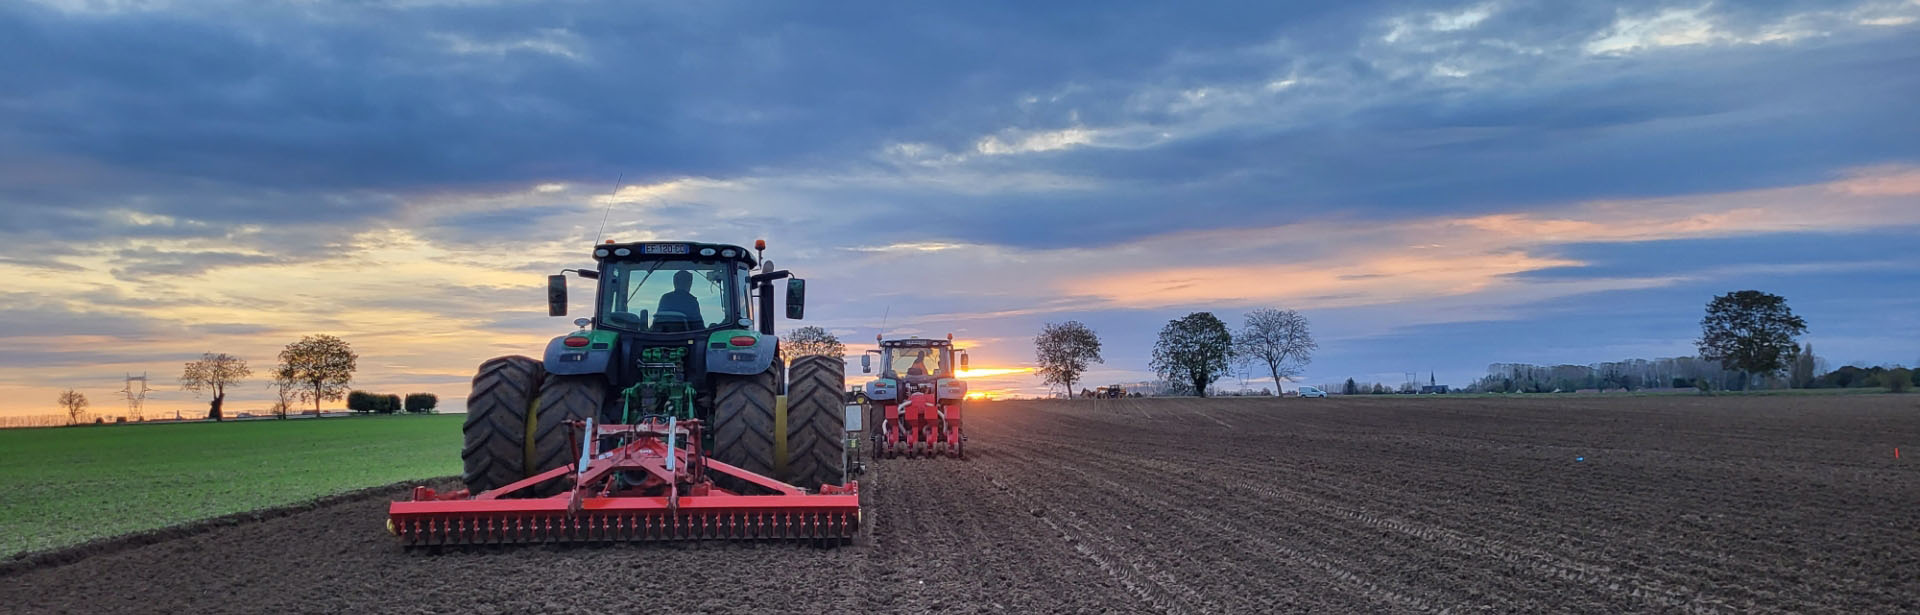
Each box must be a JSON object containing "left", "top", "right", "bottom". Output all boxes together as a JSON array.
[
  {"left": 773, "top": 394, "right": 788, "bottom": 479},
  {"left": 524, "top": 393, "right": 542, "bottom": 478}
]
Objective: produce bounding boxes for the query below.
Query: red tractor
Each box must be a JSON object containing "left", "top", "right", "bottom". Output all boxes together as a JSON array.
[{"left": 860, "top": 335, "right": 968, "bottom": 458}]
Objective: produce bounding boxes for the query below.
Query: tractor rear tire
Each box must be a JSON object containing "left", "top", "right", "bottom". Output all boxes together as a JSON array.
[
  {"left": 527, "top": 374, "right": 608, "bottom": 496},
  {"left": 784, "top": 355, "right": 847, "bottom": 490},
  {"left": 713, "top": 364, "right": 779, "bottom": 486},
  {"left": 461, "top": 355, "right": 544, "bottom": 494}
]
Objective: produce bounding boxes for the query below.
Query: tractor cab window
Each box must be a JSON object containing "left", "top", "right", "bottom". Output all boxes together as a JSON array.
[
  {"left": 736, "top": 264, "right": 752, "bottom": 321},
  {"left": 886, "top": 347, "right": 942, "bottom": 378},
  {"left": 602, "top": 260, "right": 732, "bottom": 332}
]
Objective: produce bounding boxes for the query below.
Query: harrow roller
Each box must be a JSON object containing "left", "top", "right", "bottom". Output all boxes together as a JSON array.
[{"left": 390, "top": 418, "right": 858, "bottom": 546}]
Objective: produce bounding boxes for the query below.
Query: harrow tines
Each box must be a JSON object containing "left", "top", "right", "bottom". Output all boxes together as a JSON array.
[{"left": 390, "top": 509, "right": 862, "bottom": 545}]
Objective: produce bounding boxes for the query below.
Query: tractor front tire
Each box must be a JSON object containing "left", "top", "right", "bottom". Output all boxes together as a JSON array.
[
  {"left": 461, "top": 356, "right": 544, "bottom": 494},
  {"left": 714, "top": 364, "right": 779, "bottom": 485},
  {"left": 528, "top": 374, "right": 608, "bottom": 496},
  {"left": 785, "top": 355, "right": 847, "bottom": 490}
]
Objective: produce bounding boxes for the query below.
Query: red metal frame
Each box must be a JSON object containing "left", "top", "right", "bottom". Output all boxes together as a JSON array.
[{"left": 389, "top": 418, "right": 859, "bottom": 545}]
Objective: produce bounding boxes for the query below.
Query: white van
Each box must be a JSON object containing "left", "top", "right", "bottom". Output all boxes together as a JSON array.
[{"left": 1298, "top": 386, "right": 1328, "bottom": 398}]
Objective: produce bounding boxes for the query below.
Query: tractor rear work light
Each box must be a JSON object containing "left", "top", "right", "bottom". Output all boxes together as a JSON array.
[
  {"left": 728, "top": 335, "right": 756, "bottom": 347},
  {"left": 564, "top": 336, "right": 591, "bottom": 347}
]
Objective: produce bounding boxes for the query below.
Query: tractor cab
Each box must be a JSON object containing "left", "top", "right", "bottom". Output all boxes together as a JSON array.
[
  {"left": 873, "top": 338, "right": 960, "bottom": 380},
  {"left": 541, "top": 240, "right": 805, "bottom": 422}
]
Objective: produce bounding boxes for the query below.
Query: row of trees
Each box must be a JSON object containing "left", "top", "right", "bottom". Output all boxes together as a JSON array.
[
  {"left": 52, "top": 334, "right": 360, "bottom": 424},
  {"left": 708, "top": 290, "right": 1897, "bottom": 401},
  {"left": 1322, "top": 379, "right": 1416, "bottom": 395},
  {"left": 1468, "top": 358, "right": 1916, "bottom": 394},
  {"left": 1471, "top": 357, "right": 1752, "bottom": 393},
  {"left": 1028, "top": 289, "right": 1903, "bottom": 399},
  {"left": 1033, "top": 308, "right": 1317, "bottom": 398},
  {"left": 185, "top": 334, "right": 360, "bottom": 420}
]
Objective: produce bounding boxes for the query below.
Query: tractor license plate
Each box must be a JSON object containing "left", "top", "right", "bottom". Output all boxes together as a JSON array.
[{"left": 643, "top": 244, "right": 690, "bottom": 254}]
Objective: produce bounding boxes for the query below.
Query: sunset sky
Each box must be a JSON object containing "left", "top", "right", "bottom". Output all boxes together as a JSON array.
[{"left": 2, "top": 0, "right": 1916, "bottom": 417}]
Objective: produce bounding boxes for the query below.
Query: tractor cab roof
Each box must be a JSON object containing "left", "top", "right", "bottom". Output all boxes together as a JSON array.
[
  {"left": 879, "top": 338, "right": 953, "bottom": 348},
  {"left": 591, "top": 241, "right": 758, "bottom": 267}
]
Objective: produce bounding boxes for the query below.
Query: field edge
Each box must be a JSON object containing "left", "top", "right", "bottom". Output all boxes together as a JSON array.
[{"left": 0, "top": 476, "right": 455, "bottom": 577}]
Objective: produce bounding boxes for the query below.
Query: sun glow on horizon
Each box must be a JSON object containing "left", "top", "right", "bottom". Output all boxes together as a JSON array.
[{"left": 955, "top": 367, "right": 1034, "bottom": 378}]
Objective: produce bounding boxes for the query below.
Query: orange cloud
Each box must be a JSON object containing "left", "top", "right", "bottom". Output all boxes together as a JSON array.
[
  {"left": 1058, "top": 165, "right": 1920, "bottom": 310},
  {"left": 1065, "top": 251, "right": 1581, "bottom": 309},
  {"left": 1831, "top": 166, "right": 1920, "bottom": 197}
]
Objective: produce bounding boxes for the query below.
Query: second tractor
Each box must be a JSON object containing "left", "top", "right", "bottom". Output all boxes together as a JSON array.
[{"left": 861, "top": 335, "right": 969, "bottom": 459}]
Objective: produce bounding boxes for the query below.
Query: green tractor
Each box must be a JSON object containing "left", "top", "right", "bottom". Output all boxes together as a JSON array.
[{"left": 460, "top": 239, "right": 847, "bottom": 496}]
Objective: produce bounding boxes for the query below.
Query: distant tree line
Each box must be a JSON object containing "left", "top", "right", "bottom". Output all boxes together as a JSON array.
[
  {"left": 1030, "top": 308, "right": 1318, "bottom": 399},
  {"left": 1465, "top": 357, "right": 1914, "bottom": 394},
  {"left": 1460, "top": 287, "right": 1916, "bottom": 394},
  {"left": 1315, "top": 379, "right": 1417, "bottom": 395},
  {"left": 1470, "top": 358, "right": 1750, "bottom": 393}
]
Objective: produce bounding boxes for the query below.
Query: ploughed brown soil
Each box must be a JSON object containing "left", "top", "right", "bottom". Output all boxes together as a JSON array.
[{"left": 4, "top": 395, "right": 1917, "bottom": 614}]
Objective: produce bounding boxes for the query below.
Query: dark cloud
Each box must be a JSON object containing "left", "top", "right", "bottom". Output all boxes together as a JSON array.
[
  {"left": 0, "top": 292, "right": 161, "bottom": 339},
  {"left": 2, "top": 0, "right": 1914, "bottom": 255}
]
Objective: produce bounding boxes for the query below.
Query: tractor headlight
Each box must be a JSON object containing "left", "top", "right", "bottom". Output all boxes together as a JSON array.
[
  {"left": 721, "top": 249, "right": 737, "bottom": 258},
  {"left": 614, "top": 248, "right": 631, "bottom": 256},
  {"left": 594, "top": 249, "right": 610, "bottom": 257},
  {"left": 700, "top": 248, "right": 717, "bottom": 256}
]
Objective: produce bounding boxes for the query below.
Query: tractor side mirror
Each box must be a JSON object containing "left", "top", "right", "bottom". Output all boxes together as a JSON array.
[
  {"left": 547, "top": 274, "right": 567, "bottom": 317},
  {"left": 961, "top": 352, "right": 970, "bottom": 371},
  {"left": 785, "top": 278, "right": 806, "bottom": 320},
  {"left": 860, "top": 354, "right": 871, "bottom": 373}
]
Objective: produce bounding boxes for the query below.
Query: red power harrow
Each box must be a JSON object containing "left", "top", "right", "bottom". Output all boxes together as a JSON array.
[
  {"left": 389, "top": 418, "right": 859, "bottom": 546},
  {"left": 878, "top": 391, "right": 964, "bottom": 458}
]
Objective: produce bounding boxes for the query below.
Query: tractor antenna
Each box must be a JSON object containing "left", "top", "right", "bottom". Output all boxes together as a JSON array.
[
  {"left": 592, "top": 172, "right": 625, "bottom": 245},
  {"left": 878, "top": 305, "right": 890, "bottom": 342}
]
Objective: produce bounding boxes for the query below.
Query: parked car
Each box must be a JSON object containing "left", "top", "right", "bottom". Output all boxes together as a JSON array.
[{"left": 1298, "top": 386, "right": 1328, "bottom": 398}]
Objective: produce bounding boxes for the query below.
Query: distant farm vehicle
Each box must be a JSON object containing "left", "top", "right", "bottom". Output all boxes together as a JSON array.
[
  {"left": 387, "top": 239, "right": 857, "bottom": 545},
  {"left": 1298, "top": 386, "right": 1328, "bottom": 398},
  {"left": 860, "top": 334, "right": 968, "bottom": 458}
]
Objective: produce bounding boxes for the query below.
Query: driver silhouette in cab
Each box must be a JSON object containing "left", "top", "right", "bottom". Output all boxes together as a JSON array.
[{"left": 657, "top": 270, "right": 702, "bottom": 325}]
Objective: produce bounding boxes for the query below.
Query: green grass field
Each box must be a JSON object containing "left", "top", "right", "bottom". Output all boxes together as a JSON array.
[{"left": 0, "top": 415, "right": 462, "bottom": 558}]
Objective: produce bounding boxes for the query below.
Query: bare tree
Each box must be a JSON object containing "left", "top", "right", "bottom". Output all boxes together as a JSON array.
[
  {"left": 784, "top": 326, "right": 846, "bottom": 359},
  {"left": 277, "top": 335, "right": 358, "bottom": 416},
  {"left": 181, "top": 352, "right": 251, "bottom": 422},
  {"left": 1235, "top": 308, "right": 1317, "bottom": 396},
  {"left": 269, "top": 364, "right": 298, "bottom": 419},
  {"left": 1034, "top": 321, "right": 1103, "bottom": 398},
  {"left": 1789, "top": 343, "right": 1817, "bottom": 389},
  {"left": 58, "top": 389, "right": 89, "bottom": 424}
]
